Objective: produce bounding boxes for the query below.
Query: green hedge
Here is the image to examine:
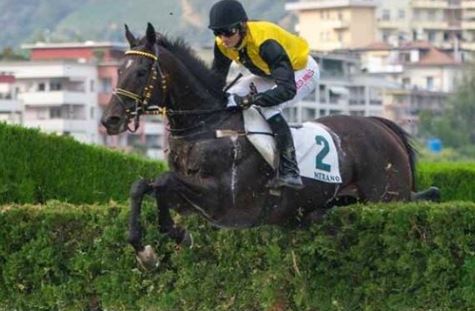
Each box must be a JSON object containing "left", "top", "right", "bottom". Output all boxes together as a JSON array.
[
  {"left": 417, "top": 162, "right": 475, "bottom": 202},
  {"left": 1, "top": 122, "right": 474, "bottom": 205},
  {"left": 0, "top": 123, "right": 165, "bottom": 204},
  {"left": 1, "top": 201, "right": 475, "bottom": 310}
]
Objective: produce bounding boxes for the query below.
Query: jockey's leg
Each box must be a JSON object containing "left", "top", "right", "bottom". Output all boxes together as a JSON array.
[{"left": 266, "top": 113, "right": 303, "bottom": 189}]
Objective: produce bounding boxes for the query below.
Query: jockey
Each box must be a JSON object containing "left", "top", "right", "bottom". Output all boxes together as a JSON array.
[{"left": 209, "top": 0, "right": 319, "bottom": 190}]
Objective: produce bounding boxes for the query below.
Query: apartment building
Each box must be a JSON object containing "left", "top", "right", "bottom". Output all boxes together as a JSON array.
[
  {"left": 356, "top": 40, "right": 463, "bottom": 134},
  {"left": 0, "top": 73, "right": 22, "bottom": 124},
  {"left": 376, "top": 0, "right": 475, "bottom": 59},
  {"left": 285, "top": 0, "right": 378, "bottom": 51},
  {"left": 0, "top": 61, "right": 99, "bottom": 143},
  {"left": 462, "top": 0, "right": 475, "bottom": 52},
  {"left": 288, "top": 0, "right": 475, "bottom": 59},
  {"left": 0, "top": 42, "right": 168, "bottom": 159},
  {"left": 283, "top": 53, "right": 400, "bottom": 124},
  {"left": 376, "top": 0, "right": 412, "bottom": 44}
]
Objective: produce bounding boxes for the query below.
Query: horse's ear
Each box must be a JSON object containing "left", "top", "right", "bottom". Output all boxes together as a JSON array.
[
  {"left": 125, "top": 24, "right": 137, "bottom": 48},
  {"left": 146, "top": 22, "right": 157, "bottom": 45}
]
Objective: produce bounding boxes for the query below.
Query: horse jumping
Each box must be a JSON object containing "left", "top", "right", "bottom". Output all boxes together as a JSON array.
[{"left": 101, "top": 23, "right": 440, "bottom": 269}]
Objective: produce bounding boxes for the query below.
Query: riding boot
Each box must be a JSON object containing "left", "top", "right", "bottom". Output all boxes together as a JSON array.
[{"left": 266, "top": 114, "right": 304, "bottom": 190}]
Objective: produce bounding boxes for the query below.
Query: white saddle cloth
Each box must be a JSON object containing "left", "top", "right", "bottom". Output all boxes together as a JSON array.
[{"left": 243, "top": 107, "right": 342, "bottom": 183}]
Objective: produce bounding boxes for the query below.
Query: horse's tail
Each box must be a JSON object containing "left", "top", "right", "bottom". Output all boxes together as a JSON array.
[{"left": 370, "top": 116, "right": 417, "bottom": 191}]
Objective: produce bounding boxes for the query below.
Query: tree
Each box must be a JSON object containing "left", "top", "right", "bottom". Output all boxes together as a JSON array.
[
  {"left": 0, "top": 47, "right": 27, "bottom": 61},
  {"left": 419, "top": 65, "right": 475, "bottom": 150}
]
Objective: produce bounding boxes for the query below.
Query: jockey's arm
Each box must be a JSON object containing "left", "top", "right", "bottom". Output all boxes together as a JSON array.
[
  {"left": 253, "top": 40, "right": 296, "bottom": 107},
  {"left": 211, "top": 43, "right": 232, "bottom": 90}
]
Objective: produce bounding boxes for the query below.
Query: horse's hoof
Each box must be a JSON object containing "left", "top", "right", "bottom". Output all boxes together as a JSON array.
[
  {"left": 136, "top": 245, "right": 159, "bottom": 271},
  {"left": 428, "top": 186, "right": 441, "bottom": 202}
]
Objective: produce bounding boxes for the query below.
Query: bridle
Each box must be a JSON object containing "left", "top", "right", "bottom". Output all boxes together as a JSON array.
[
  {"left": 112, "top": 43, "right": 233, "bottom": 135},
  {"left": 113, "top": 45, "right": 168, "bottom": 132}
]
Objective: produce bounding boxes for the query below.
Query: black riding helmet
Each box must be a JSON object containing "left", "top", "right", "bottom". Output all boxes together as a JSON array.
[{"left": 208, "top": 0, "right": 248, "bottom": 30}]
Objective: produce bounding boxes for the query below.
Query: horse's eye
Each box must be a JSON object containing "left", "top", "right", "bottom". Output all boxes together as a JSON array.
[
  {"left": 137, "top": 69, "right": 147, "bottom": 77},
  {"left": 117, "top": 69, "right": 123, "bottom": 76}
]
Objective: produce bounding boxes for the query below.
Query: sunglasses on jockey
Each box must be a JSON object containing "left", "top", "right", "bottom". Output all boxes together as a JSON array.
[{"left": 213, "top": 26, "right": 240, "bottom": 37}]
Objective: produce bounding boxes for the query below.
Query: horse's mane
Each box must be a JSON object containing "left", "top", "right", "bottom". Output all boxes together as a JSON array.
[{"left": 146, "top": 34, "right": 225, "bottom": 100}]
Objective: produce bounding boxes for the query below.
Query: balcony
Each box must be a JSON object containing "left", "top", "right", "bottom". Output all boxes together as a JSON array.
[
  {"left": 325, "top": 19, "right": 350, "bottom": 29},
  {"left": 461, "top": 41, "right": 475, "bottom": 50},
  {"left": 319, "top": 41, "right": 345, "bottom": 52},
  {"left": 411, "top": 20, "right": 454, "bottom": 29},
  {"left": 411, "top": 0, "right": 448, "bottom": 9},
  {"left": 18, "top": 91, "right": 87, "bottom": 106},
  {"left": 23, "top": 119, "right": 94, "bottom": 133},
  {"left": 462, "top": 0, "right": 475, "bottom": 9},
  {"left": 0, "top": 99, "right": 22, "bottom": 112},
  {"left": 144, "top": 121, "right": 165, "bottom": 135},
  {"left": 462, "top": 20, "right": 475, "bottom": 29},
  {"left": 378, "top": 20, "right": 407, "bottom": 29}
]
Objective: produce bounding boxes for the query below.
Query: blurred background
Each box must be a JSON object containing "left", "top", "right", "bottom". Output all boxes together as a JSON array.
[{"left": 0, "top": 0, "right": 473, "bottom": 161}]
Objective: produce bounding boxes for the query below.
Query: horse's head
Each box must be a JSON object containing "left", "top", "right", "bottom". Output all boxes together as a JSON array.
[{"left": 101, "top": 23, "right": 167, "bottom": 135}]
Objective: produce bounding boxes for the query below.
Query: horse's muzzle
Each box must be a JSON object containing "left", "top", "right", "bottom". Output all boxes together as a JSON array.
[{"left": 101, "top": 116, "right": 125, "bottom": 135}]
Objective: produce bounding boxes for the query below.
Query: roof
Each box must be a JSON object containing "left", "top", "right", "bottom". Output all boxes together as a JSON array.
[
  {"left": 22, "top": 41, "right": 127, "bottom": 50},
  {"left": 360, "top": 41, "right": 393, "bottom": 51},
  {"left": 286, "top": 0, "right": 377, "bottom": 11},
  {"left": 400, "top": 40, "right": 433, "bottom": 50},
  {"left": 415, "top": 48, "right": 460, "bottom": 66}
]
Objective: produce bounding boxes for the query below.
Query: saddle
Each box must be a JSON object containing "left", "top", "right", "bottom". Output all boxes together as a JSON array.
[{"left": 217, "top": 107, "right": 343, "bottom": 184}]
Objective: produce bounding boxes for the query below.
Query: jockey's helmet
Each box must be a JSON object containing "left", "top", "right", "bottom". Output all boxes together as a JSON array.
[{"left": 208, "top": 0, "right": 248, "bottom": 30}]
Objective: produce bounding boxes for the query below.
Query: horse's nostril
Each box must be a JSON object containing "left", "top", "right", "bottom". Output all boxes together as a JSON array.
[{"left": 106, "top": 116, "right": 121, "bottom": 126}]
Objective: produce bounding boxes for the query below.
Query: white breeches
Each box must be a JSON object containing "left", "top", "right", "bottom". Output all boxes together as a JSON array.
[{"left": 226, "top": 56, "right": 320, "bottom": 120}]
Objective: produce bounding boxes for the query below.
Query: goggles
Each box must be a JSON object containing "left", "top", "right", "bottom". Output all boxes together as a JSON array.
[{"left": 213, "top": 27, "right": 239, "bottom": 37}]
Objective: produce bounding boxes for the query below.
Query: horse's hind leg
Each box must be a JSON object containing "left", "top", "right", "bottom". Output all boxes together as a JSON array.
[
  {"left": 411, "top": 186, "right": 441, "bottom": 202},
  {"left": 356, "top": 165, "right": 412, "bottom": 202}
]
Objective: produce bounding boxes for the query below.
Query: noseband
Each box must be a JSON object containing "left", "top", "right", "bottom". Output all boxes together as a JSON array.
[{"left": 113, "top": 45, "right": 168, "bottom": 132}]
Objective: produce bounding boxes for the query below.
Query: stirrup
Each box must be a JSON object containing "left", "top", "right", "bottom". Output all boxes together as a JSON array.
[{"left": 266, "top": 175, "right": 304, "bottom": 190}]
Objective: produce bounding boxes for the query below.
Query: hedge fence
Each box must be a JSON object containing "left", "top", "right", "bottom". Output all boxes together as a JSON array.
[
  {"left": 1, "top": 201, "right": 475, "bottom": 310},
  {"left": 0, "top": 122, "right": 474, "bottom": 205},
  {"left": 417, "top": 162, "right": 475, "bottom": 202},
  {"left": 0, "top": 123, "right": 165, "bottom": 205}
]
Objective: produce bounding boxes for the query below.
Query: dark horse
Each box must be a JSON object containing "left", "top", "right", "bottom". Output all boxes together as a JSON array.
[{"left": 101, "top": 23, "right": 439, "bottom": 269}]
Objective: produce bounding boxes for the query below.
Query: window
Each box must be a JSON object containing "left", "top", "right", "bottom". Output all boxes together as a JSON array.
[
  {"left": 382, "top": 9, "right": 390, "bottom": 21},
  {"left": 426, "top": 77, "right": 434, "bottom": 90},
  {"left": 443, "top": 32, "right": 450, "bottom": 41},
  {"left": 99, "top": 78, "right": 112, "bottom": 93},
  {"left": 50, "top": 107, "right": 62, "bottom": 119},
  {"left": 50, "top": 81, "right": 62, "bottom": 91},
  {"left": 38, "top": 83, "right": 45, "bottom": 91},
  {"left": 398, "top": 9, "right": 405, "bottom": 20},
  {"left": 428, "top": 10, "right": 435, "bottom": 20},
  {"left": 428, "top": 31, "right": 436, "bottom": 42},
  {"left": 90, "top": 80, "right": 95, "bottom": 92}
]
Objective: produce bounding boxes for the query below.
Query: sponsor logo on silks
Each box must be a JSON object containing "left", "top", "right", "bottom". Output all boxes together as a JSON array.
[
  {"left": 313, "top": 134, "right": 341, "bottom": 183},
  {"left": 296, "top": 69, "right": 315, "bottom": 90},
  {"left": 314, "top": 172, "right": 342, "bottom": 183}
]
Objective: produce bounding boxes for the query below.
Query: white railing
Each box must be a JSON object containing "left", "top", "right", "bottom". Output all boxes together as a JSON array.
[{"left": 18, "top": 91, "right": 88, "bottom": 106}]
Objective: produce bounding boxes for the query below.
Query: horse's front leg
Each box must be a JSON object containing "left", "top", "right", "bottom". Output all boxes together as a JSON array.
[
  {"left": 153, "top": 173, "right": 194, "bottom": 247},
  {"left": 128, "top": 177, "right": 159, "bottom": 269},
  {"left": 128, "top": 178, "right": 154, "bottom": 252},
  {"left": 131, "top": 173, "right": 196, "bottom": 270}
]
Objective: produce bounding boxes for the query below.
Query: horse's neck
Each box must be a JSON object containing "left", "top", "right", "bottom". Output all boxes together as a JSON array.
[
  {"left": 166, "top": 55, "right": 223, "bottom": 112},
  {"left": 165, "top": 60, "right": 226, "bottom": 135}
]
